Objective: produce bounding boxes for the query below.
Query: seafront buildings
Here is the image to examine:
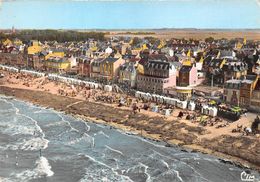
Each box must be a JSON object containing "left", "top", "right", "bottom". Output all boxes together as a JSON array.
[{"left": 1, "top": 35, "right": 260, "bottom": 114}]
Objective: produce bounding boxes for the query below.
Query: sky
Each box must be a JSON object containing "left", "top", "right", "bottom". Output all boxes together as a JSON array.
[{"left": 0, "top": 0, "right": 260, "bottom": 29}]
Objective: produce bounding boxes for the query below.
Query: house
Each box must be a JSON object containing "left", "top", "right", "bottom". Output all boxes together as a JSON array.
[
  {"left": 45, "top": 57, "right": 71, "bottom": 73},
  {"left": 206, "top": 58, "right": 226, "bottom": 84},
  {"left": 243, "top": 51, "right": 259, "bottom": 74},
  {"left": 249, "top": 76, "right": 260, "bottom": 111},
  {"left": 45, "top": 49, "right": 65, "bottom": 60},
  {"left": 27, "top": 40, "right": 42, "bottom": 55},
  {"left": 223, "top": 79, "right": 241, "bottom": 106},
  {"left": 222, "top": 61, "right": 248, "bottom": 82},
  {"left": 0, "top": 52, "right": 26, "bottom": 67},
  {"left": 223, "top": 75, "right": 258, "bottom": 107},
  {"left": 218, "top": 50, "right": 236, "bottom": 59},
  {"left": 27, "top": 53, "right": 44, "bottom": 70},
  {"left": 13, "top": 38, "right": 23, "bottom": 46},
  {"left": 99, "top": 57, "right": 124, "bottom": 81},
  {"left": 90, "top": 58, "right": 104, "bottom": 79},
  {"left": 136, "top": 60, "right": 177, "bottom": 93},
  {"left": 2, "top": 39, "right": 12, "bottom": 46},
  {"left": 118, "top": 62, "right": 137, "bottom": 88},
  {"left": 77, "top": 56, "right": 92, "bottom": 77},
  {"left": 178, "top": 64, "right": 198, "bottom": 86}
]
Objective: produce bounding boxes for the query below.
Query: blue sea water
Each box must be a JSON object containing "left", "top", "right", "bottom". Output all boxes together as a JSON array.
[{"left": 0, "top": 96, "right": 259, "bottom": 182}]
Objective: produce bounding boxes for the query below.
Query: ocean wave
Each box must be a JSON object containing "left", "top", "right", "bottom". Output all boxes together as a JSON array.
[
  {"left": 105, "top": 145, "right": 124, "bottom": 156},
  {"left": 124, "top": 162, "right": 151, "bottom": 182},
  {"left": 11, "top": 156, "right": 54, "bottom": 181},
  {"left": 3, "top": 137, "right": 49, "bottom": 151},
  {"left": 96, "top": 130, "right": 110, "bottom": 138},
  {"left": 79, "top": 168, "right": 133, "bottom": 182},
  {"left": 68, "top": 133, "right": 94, "bottom": 146},
  {"left": 20, "top": 137, "right": 49, "bottom": 151},
  {"left": 57, "top": 113, "right": 80, "bottom": 133},
  {"left": 0, "top": 122, "right": 38, "bottom": 136}
]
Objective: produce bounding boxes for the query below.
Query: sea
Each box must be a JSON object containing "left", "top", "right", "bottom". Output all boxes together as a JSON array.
[{"left": 0, "top": 95, "right": 259, "bottom": 182}]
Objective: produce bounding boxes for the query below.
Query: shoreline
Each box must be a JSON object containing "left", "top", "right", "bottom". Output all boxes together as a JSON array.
[{"left": 0, "top": 85, "right": 259, "bottom": 172}]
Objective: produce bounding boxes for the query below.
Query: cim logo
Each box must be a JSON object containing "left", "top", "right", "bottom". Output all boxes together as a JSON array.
[{"left": 241, "top": 171, "right": 255, "bottom": 182}]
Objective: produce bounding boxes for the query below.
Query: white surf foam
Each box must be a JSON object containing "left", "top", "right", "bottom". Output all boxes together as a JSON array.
[
  {"left": 12, "top": 156, "right": 54, "bottom": 181},
  {"left": 68, "top": 133, "right": 94, "bottom": 146},
  {"left": 105, "top": 145, "right": 124, "bottom": 156},
  {"left": 20, "top": 137, "right": 49, "bottom": 150},
  {"left": 97, "top": 131, "right": 110, "bottom": 138},
  {"left": 0, "top": 122, "right": 37, "bottom": 136},
  {"left": 57, "top": 113, "right": 80, "bottom": 133},
  {"left": 0, "top": 98, "right": 50, "bottom": 152}
]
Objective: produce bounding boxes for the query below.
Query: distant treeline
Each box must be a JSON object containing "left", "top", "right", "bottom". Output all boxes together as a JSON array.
[
  {"left": 117, "top": 31, "right": 156, "bottom": 35},
  {"left": 0, "top": 30, "right": 105, "bottom": 42}
]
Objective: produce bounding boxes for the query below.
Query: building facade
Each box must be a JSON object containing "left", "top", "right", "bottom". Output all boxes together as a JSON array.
[{"left": 136, "top": 60, "right": 177, "bottom": 93}]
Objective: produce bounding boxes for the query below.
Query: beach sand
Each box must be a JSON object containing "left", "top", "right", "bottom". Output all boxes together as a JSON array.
[{"left": 0, "top": 71, "right": 259, "bottom": 171}]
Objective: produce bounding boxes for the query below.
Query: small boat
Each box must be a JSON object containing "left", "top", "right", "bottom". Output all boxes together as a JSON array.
[{"left": 0, "top": 73, "right": 4, "bottom": 78}]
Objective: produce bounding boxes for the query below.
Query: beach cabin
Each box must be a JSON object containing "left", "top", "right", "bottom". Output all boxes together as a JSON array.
[
  {"left": 0, "top": 65, "right": 19, "bottom": 73},
  {"left": 144, "top": 93, "right": 152, "bottom": 101},
  {"left": 201, "top": 105, "right": 209, "bottom": 115},
  {"left": 158, "top": 95, "right": 164, "bottom": 104},
  {"left": 135, "top": 91, "right": 141, "bottom": 98},
  {"left": 201, "top": 105, "right": 218, "bottom": 117},
  {"left": 20, "top": 69, "right": 45, "bottom": 77}
]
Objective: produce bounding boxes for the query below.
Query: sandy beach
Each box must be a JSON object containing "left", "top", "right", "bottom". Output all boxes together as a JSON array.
[{"left": 0, "top": 70, "right": 259, "bottom": 171}]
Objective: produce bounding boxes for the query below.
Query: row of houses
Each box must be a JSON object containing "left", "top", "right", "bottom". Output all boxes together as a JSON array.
[{"left": 1, "top": 37, "right": 260, "bottom": 98}]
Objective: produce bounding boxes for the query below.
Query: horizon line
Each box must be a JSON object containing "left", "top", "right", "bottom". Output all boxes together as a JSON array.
[{"left": 1, "top": 28, "right": 260, "bottom": 31}]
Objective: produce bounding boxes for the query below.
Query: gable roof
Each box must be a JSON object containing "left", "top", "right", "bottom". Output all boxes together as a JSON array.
[{"left": 179, "top": 65, "right": 192, "bottom": 73}]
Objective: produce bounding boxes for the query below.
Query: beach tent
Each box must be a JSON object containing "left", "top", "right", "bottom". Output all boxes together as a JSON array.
[
  {"left": 163, "top": 109, "right": 171, "bottom": 116},
  {"left": 209, "top": 107, "right": 218, "bottom": 117},
  {"left": 151, "top": 105, "right": 159, "bottom": 112},
  {"left": 104, "top": 85, "right": 113, "bottom": 92},
  {"left": 201, "top": 105, "right": 209, "bottom": 115},
  {"left": 177, "top": 100, "right": 187, "bottom": 109},
  {"left": 201, "top": 105, "right": 217, "bottom": 117},
  {"left": 188, "top": 102, "right": 196, "bottom": 111}
]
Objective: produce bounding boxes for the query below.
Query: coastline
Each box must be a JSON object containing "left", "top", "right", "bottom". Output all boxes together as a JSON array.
[{"left": 0, "top": 85, "right": 259, "bottom": 172}]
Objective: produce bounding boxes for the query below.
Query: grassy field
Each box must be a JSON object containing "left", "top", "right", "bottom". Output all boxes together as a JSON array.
[{"left": 105, "top": 29, "right": 260, "bottom": 40}]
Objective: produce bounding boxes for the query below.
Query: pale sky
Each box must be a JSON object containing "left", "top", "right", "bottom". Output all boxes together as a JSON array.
[{"left": 0, "top": 0, "right": 260, "bottom": 29}]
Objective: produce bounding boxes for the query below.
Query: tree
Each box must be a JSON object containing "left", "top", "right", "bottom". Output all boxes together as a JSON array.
[
  {"left": 131, "top": 37, "right": 141, "bottom": 46},
  {"left": 1, "top": 30, "right": 105, "bottom": 42},
  {"left": 205, "top": 37, "right": 214, "bottom": 43}
]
